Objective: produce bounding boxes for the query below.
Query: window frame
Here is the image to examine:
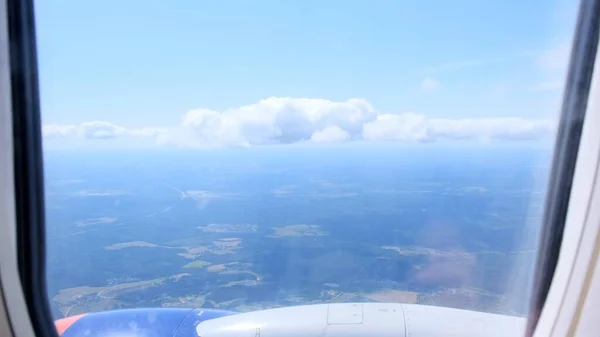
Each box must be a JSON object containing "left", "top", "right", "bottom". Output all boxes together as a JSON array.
[
  {"left": 530, "top": 1, "right": 600, "bottom": 335},
  {"left": 0, "top": 0, "right": 598, "bottom": 336},
  {"left": 2, "top": 0, "right": 56, "bottom": 336},
  {"left": 527, "top": 0, "right": 600, "bottom": 334}
]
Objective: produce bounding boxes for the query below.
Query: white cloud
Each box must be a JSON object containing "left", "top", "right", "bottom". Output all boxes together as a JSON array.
[
  {"left": 310, "top": 126, "right": 351, "bottom": 143},
  {"left": 167, "top": 97, "right": 377, "bottom": 147},
  {"left": 44, "top": 97, "right": 555, "bottom": 146},
  {"left": 363, "top": 113, "right": 432, "bottom": 142},
  {"left": 420, "top": 77, "right": 440, "bottom": 92},
  {"left": 363, "top": 114, "right": 554, "bottom": 142},
  {"left": 429, "top": 117, "right": 555, "bottom": 141},
  {"left": 42, "top": 121, "right": 165, "bottom": 139},
  {"left": 128, "top": 127, "right": 167, "bottom": 137},
  {"left": 42, "top": 124, "right": 78, "bottom": 138}
]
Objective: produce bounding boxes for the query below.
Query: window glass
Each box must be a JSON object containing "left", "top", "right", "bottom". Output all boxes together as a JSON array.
[{"left": 37, "top": 0, "right": 577, "bottom": 320}]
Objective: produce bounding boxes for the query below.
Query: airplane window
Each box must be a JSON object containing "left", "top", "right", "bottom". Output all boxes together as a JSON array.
[{"left": 24, "top": 0, "right": 583, "bottom": 335}]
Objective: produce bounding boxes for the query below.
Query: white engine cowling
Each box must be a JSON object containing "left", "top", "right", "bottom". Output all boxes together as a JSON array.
[{"left": 195, "top": 303, "right": 526, "bottom": 337}]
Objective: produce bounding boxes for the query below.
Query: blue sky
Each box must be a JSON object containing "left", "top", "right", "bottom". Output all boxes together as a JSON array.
[{"left": 36, "top": 0, "right": 578, "bottom": 148}]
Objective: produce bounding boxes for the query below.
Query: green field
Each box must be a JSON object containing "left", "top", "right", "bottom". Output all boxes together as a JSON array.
[{"left": 183, "top": 260, "right": 211, "bottom": 269}]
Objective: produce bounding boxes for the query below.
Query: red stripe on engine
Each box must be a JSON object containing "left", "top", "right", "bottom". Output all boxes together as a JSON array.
[{"left": 54, "top": 314, "right": 86, "bottom": 335}]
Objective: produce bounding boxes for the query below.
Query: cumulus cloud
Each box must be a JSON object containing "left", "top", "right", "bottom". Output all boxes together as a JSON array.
[
  {"left": 42, "top": 121, "right": 165, "bottom": 139},
  {"left": 169, "top": 97, "right": 377, "bottom": 146},
  {"left": 310, "top": 126, "right": 351, "bottom": 143},
  {"left": 420, "top": 77, "right": 440, "bottom": 92},
  {"left": 44, "top": 97, "right": 555, "bottom": 146},
  {"left": 363, "top": 113, "right": 431, "bottom": 142}
]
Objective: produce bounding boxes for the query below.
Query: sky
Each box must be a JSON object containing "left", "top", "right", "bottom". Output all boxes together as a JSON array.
[{"left": 35, "top": 0, "right": 579, "bottom": 148}]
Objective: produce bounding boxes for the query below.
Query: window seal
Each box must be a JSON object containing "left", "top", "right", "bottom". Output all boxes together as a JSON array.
[
  {"left": 7, "top": 0, "right": 57, "bottom": 336},
  {"left": 527, "top": 0, "right": 600, "bottom": 334}
]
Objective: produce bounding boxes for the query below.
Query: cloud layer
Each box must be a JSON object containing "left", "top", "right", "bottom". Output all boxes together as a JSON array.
[
  {"left": 43, "top": 121, "right": 165, "bottom": 139},
  {"left": 43, "top": 97, "right": 555, "bottom": 146}
]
